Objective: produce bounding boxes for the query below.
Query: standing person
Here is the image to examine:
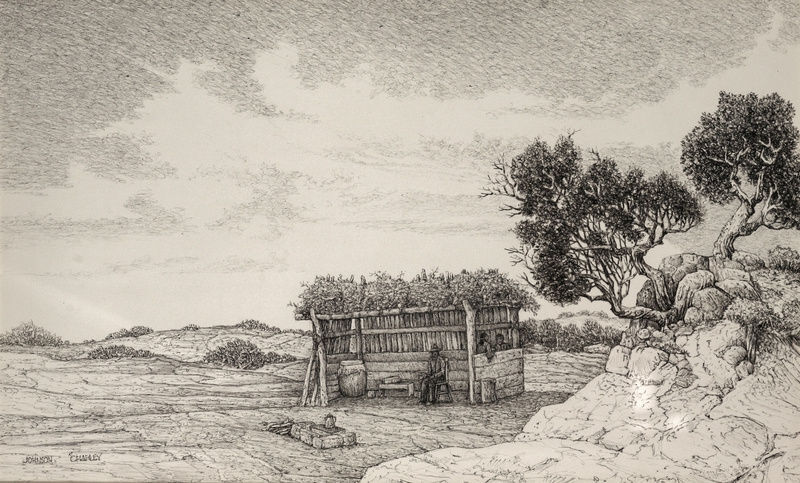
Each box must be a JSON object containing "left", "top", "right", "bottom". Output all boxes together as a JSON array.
[
  {"left": 495, "top": 333, "right": 510, "bottom": 351},
  {"left": 477, "top": 332, "right": 495, "bottom": 360},
  {"left": 419, "top": 344, "right": 446, "bottom": 404}
]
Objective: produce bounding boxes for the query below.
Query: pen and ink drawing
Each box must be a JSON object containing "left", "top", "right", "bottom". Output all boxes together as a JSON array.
[{"left": 1, "top": 1, "right": 799, "bottom": 481}]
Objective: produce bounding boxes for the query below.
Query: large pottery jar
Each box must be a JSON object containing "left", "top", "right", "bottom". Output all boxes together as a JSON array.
[{"left": 337, "top": 360, "right": 367, "bottom": 397}]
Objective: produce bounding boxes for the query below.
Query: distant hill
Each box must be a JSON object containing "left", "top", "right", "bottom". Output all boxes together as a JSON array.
[{"left": 2, "top": 325, "right": 315, "bottom": 363}]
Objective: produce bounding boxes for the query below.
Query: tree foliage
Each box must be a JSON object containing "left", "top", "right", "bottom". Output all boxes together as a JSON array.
[
  {"left": 485, "top": 135, "right": 702, "bottom": 324},
  {"left": 681, "top": 92, "right": 800, "bottom": 258}
]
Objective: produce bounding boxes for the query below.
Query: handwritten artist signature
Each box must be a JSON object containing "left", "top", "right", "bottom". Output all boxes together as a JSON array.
[
  {"left": 23, "top": 455, "right": 54, "bottom": 465},
  {"left": 69, "top": 452, "right": 101, "bottom": 462},
  {"left": 22, "top": 453, "right": 102, "bottom": 466}
]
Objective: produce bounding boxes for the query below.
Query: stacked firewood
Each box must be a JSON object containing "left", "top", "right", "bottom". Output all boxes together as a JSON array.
[{"left": 262, "top": 418, "right": 294, "bottom": 436}]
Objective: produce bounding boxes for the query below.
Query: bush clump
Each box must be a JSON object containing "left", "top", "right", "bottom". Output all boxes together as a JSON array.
[
  {"left": 203, "top": 339, "right": 296, "bottom": 370},
  {"left": 768, "top": 246, "right": 800, "bottom": 272},
  {"left": 725, "top": 298, "right": 784, "bottom": 359},
  {"left": 520, "top": 318, "right": 622, "bottom": 352},
  {"left": 724, "top": 299, "right": 780, "bottom": 328},
  {"left": 104, "top": 326, "right": 154, "bottom": 340},
  {"left": 88, "top": 345, "right": 155, "bottom": 359},
  {"left": 292, "top": 268, "right": 538, "bottom": 318},
  {"left": 557, "top": 310, "right": 610, "bottom": 319},
  {"left": 181, "top": 324, "right": 200, "bottom": 331},
  {"left": 236, "top": 319, "right": 280, "bottom": 332},
  {"left": 0, "top": 322, "right": 68, "bottom": 347}
]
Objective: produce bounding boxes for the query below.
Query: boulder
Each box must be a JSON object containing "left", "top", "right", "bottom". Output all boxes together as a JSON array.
[
  {"left": 679, "top": 321, "right": 744, "bottom": 391},
  {"left": 659, "top": 253, "right": 709, "bottom": 295},
  {"left": 673, "top": 368, "right": 697, "bottom": 389},
  {"left": 674, "top": 270, "right": 716, "bottom": 314},
  {"left": 643, "top": 362, "right": 677, "bottom": 386},
  {"left": 659, "top": 254, "right": 686, "bottom": 276},
  {"left": 733, "top": 251, "right": 766, "bottom": 271},
  {"left": 680, "top": 253, "right": 710, "bottom": 270},
  {"left": 599, "top": 425, "right": 659, "bottom": 452},
  {"left": 713, "top": 267, "right": 752, "bottom": 283},
  {"left": 671, "top": 263, "right": 699, "bottom": 287},
  {"left": 735, "top": 360, "right": 754, "bottom": 379},
  {"left": 684, "top": 307, "right": 707, "bottom": 327},
  {"left": 628, "top": 346, "right": 668, "bottom": 380},
  {"left": 716, "top": 279, "right": 760, "bottom": 300},
  {"left": 690, "top": 287, "right": 732, "bottom": 322},
  {"left": 661, "top": 416, "right": 770, "bottom": 483},
  {"left": 605, "top": 346, "right": 631, "bottom": 375},
  {"left": 636, "top": 279, "right": 658, "bottom": 309},
  {"left": 584, "top": 344, "right": 611, "bottom": 354},
  {"left": 722, "top": 346, "right": 747, "bottom": 366}
]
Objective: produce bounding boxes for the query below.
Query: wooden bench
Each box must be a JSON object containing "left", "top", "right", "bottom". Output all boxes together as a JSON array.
[{"left": 377, "top": 382, "right": 415, "bottom": 397}]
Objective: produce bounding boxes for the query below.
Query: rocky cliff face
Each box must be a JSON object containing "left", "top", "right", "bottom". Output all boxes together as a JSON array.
[{"left": 361, "top": 255, "right": 800, "bottom": 482}]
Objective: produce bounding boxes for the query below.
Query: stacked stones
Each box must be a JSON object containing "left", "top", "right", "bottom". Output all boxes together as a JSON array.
[{"left": 605, "top": 252, "right": 762, "bottom": 393}]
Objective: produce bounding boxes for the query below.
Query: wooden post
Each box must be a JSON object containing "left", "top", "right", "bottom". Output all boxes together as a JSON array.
[
  {"left": 355, "top": 317, "right": 364, "bottom": 360},
  {"left": 311, "top": 309, "right": 328, "bottom": 407},
  {"left": 463, "top": 300, "right": 477, "bottom": 404},
  {"left": 509, "top": 307, "right": 520, "bottom": 349}
]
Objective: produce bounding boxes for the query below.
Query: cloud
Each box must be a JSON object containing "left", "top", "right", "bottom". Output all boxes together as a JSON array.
[
  {"left": 4, "top": 1, "right": 799, "bottom": 190},
  {"left": 30, "top": 253, "right": 287, "bottom": 278},
  {"left": 202, "top": 163, "right": 302, "bottom": 231},
  {"left": 1, "top": 190, "right": 187, "bottom": 248},
  {"left": 80, "top": 133, "right": 176, "bottom": 182}
]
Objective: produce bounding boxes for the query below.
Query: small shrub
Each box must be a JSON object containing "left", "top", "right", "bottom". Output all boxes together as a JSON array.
[
  {"left": 203, "top": 339, "right": 295, "bottom": 370},
  {"left": 733, "top": 251, "right": 766, "bottom": 271},
  {"left": 520, "top": 318, "right": 622, "bottom": 352},
  {"left": 557, "top": 310, "right": 609, "bottom": 319},
  {"left": 88, "top": 345, "right": 155, "bottom": 359},
  {"left": 236, "top": 319, "right": 276, "bottom": 331},
  {"left": 104, "top": 326, "right": 154, "bottom": 340},
  {"left": 782, "top": 299, "right": 800, "bottom": 324},
  {"left": 0, "top": 322, "right": 68, "bottom": 347},
  {"left": 725, "top": 298, "right": 783, "bottom": 361},
  {"left": 768, "top": 246, "right": 800, "bottom": 272},
  {"left": 130, "top": 326, "right": 153, "bottom": 337},
  {"left": 181, "top": 324, "right": 200, "bottom": 331},
  {"left": 724, "top": 299, "right": 779, "bottom": 328}
]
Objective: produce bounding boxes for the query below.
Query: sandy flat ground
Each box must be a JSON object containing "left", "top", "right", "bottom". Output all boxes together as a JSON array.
[{"left": 0, "top": 349, "right": 605, "bottom": 482}]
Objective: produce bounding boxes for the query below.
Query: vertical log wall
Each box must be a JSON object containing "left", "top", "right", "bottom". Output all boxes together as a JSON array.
[{"left": 303, "top": 304, "right": 522, "bottom": 405}]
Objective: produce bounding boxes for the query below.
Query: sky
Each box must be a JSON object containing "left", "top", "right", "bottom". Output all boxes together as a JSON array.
[{"left": 2, "top": 1, "right": 800, "bottom": 342}]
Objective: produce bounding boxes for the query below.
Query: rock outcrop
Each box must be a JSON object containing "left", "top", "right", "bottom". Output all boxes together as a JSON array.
[{"left": 361, "top": 259, "right": 799, "bottom": 483}]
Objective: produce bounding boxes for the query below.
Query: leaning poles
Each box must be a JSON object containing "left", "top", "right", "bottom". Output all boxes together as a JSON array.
[{"left": 300, "top": 308, "right": 329, "bottom": 407}]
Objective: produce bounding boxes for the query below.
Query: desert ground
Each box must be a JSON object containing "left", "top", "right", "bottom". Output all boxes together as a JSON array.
[{"left": 0, "top": 336, "right": 606, "bottom": 482}]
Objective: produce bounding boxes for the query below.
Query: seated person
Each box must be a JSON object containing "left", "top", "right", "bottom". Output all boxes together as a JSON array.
[
  {"left": 477, "top": 332, "right": 494, "bottom": 360},
  {"left": 495, "top": 333, "right": 511, "bottom": 351},
  {"left": 419, "top": 344, "right": 446, "bottom": 404}
]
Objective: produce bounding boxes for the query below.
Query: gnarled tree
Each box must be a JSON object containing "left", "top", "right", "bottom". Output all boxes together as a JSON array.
[
  {"left": 484, "top": 135, "right": 702, "bottom": 327},
  {"left": 681, "top": 92, "right": 800, "bottom": 259}
]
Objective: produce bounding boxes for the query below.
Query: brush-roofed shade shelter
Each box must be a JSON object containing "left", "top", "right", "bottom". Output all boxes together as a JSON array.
[{"left": 300, "top": 300, "right": 524, "bottom": 406}]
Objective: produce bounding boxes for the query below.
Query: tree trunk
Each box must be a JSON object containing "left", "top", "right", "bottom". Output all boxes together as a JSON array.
[
  {"left": 611, "top": 305, "right": 676, "bottom": 328},
  {"left": 713, "top": 201, "right": 756, "bottom": 259},
  {"left": 632, "top": 253, "right": 671, "bottom": 311}
]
